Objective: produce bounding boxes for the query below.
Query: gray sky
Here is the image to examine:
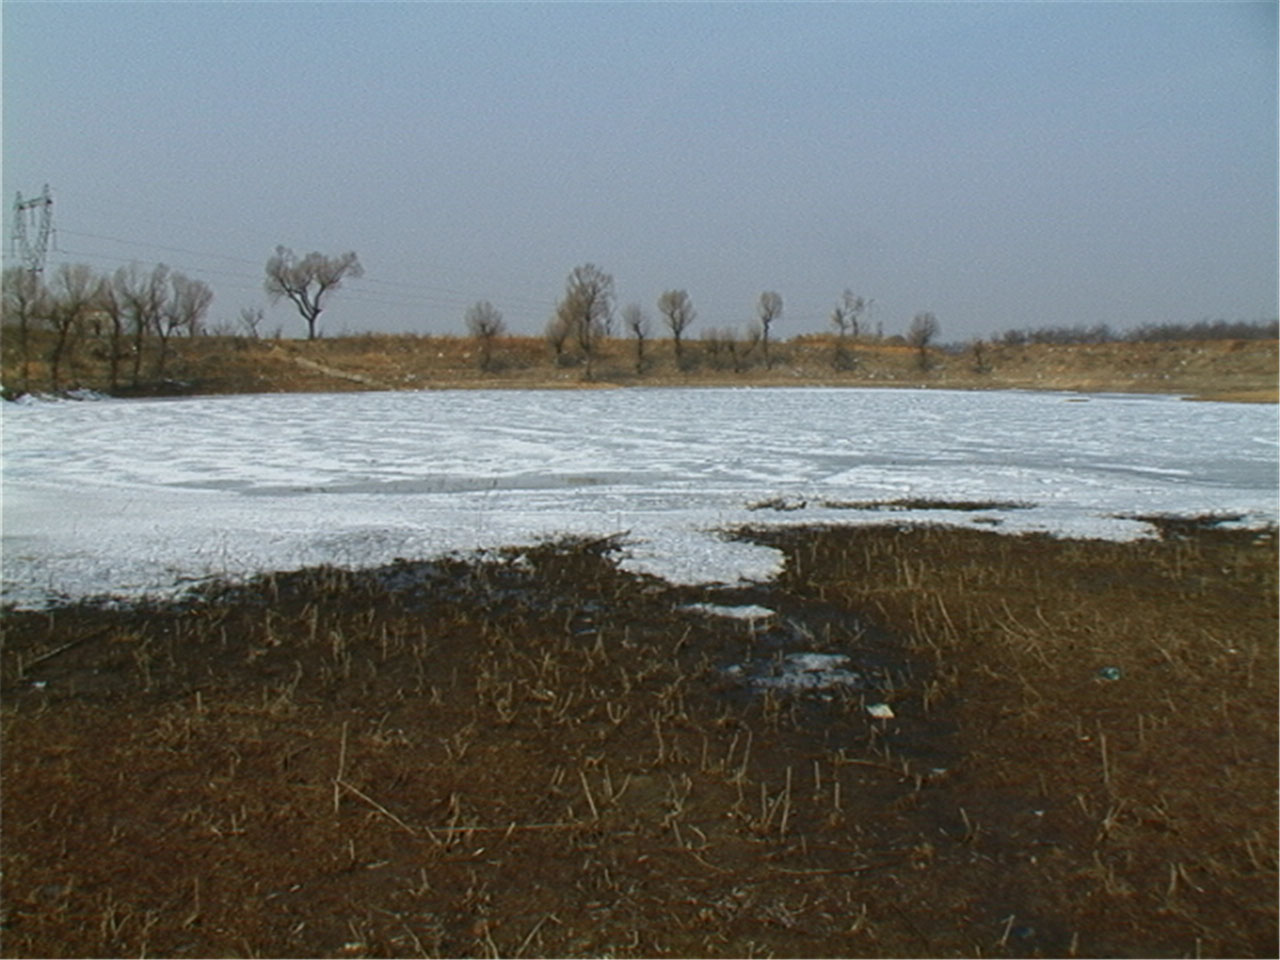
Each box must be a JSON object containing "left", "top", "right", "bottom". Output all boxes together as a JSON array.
[{"left": 3, "top": 1, "right": 1276, "bottom": 342}]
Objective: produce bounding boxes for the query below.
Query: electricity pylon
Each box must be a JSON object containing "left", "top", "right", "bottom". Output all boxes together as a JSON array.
[{"left": 10, "top": 184, "right": 54, "bottom": 278}]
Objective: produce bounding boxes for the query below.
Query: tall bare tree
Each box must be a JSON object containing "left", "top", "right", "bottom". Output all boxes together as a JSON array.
[
  {"left": 154, "top": 273, "right": 213, "bottom": 377},
  {"left": 559, "top": 263, "right": 614, "bottom": 379},
  {"left": 115, "top": 263, "right": 171, "bottom": 387},
  {"left": 657, "top": 289, "right": 696, "bottom": 369},
  {"left": 757, "top": 291, "right": 782, "bottom": 369},
  {"left": 93, "top": 274, "right": 127, "bottom": 389},
  {"left": 830, "top": 289, "right": 865, "bottom": 340},
  {"left": 830, "top": 289, "right": 865, "bottom": 371},
  {"left": 908, "top": 311, "right": 939, "bottom": 370},
  {"left": 464, "top": 300, "right": 506, "bottom": 372},
  {"left": 2, "top": 267, "right": 46, "bottom": 393},
  {"left": 621, "top": 302, "right": 650, "bottom": 374},
  {"left": 264, "top": 246, "right": 363, "bottom": 340},
  {"left": 46, "top": 263, "right": 97, "bottom": 390}
]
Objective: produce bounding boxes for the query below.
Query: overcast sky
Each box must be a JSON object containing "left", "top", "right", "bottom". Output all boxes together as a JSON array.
[{"left": 3, "top": 1, "right": 1276, "bottom": 342}]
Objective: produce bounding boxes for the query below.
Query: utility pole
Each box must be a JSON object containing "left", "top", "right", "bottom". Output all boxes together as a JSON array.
[{"left": 11, "top": 184, "right": 54, "bottom": 278}]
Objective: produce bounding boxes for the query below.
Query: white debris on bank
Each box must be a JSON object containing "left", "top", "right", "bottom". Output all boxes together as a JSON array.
[{"left": 680, "top": 603, "right": 776, "bottom": 621}]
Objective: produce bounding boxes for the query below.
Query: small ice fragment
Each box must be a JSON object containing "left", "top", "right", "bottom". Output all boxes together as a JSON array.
[
  {"left": 788, "top": 653, "right": 850, "bottom": 673},
  {"left": 681, "top": 603, "right": 775, "bottom": 621},
  {"left": 866, "top": 702, "right": 895, "bottom": 719}
]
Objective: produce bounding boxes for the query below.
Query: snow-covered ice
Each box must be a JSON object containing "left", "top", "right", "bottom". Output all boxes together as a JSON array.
[{"left": 2, "top": 387, "right": 1276, "bottom": 608}]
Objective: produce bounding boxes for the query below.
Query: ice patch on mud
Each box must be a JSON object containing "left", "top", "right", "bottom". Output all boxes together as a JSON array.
[
  {"left": 680, "top": 602, "right": 776, "bottom": 621},
  {"left": 619, "top": 530, "right": 785, "bottom": 586},
  {"left": 726, "top": 652, "right": 868, "bottom": 693}
]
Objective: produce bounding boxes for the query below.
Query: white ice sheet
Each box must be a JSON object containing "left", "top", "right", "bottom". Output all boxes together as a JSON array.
[{"left": 2, "top": 387, "right": 1275, "bottom": 607}]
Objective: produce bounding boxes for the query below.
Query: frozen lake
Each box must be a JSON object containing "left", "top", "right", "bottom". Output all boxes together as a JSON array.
[{"left": 2, "top": 387, "right": 1276, "bottom": 608}]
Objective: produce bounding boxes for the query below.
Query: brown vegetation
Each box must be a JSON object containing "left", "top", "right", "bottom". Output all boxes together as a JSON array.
[
  {"left": 2, "top": 519, "right": 1275, "bottom": 957},
  {"left": 3, "top": 327, "right": 1277, "bottom": 402}
]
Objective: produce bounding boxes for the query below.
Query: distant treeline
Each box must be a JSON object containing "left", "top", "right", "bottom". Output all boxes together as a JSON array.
[{"left": 988, "top": 319, "right": 1278, "bottom": 347}]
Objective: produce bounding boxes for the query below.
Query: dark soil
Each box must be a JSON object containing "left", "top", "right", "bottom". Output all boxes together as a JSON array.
[{"left": 2, "top": 522, "right": 1276, "bottom": 958}]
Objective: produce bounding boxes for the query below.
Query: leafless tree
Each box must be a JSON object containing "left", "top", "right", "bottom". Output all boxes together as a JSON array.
[
  {"left": 621, "top": 302, "right": 650, "bottom": 374},
  {"left": 908, "top": 311, "right": 940, "bottom": 370},
  {"left": 703, "top": 325, "right": 757, "bottom": 374},
  {"left": 544, "top": 312, "right": 573, "bottom": 364},
  {"left": 559, "top": 263, "right": 614, "bottom": 379},
  {"left": 830, "top": 289, "right": 866, "bottom": 371},
  {"left": 970, "top": 337, "right": 990, "bottom": 374},
  {"left": 757, "top": 291, "right": 782, "bottom": 369},
  {"left": 92, "top": 274, "right": 128, "bottom": 388},
  {"left": 153, "top": 273, "right": 213, "bottom": 377},
  {"left": 657, "top": 289, "right": 696, "bottom": 369},
  {"left": 114, "top": 264, "right": 170, "bottom": 387},
  {"left": 2, "top": 267, "right": 46, "bottom": 393},
  {"left": 701, "top": 327, "right": 729, "bottom": 370},
  {"left": 46, "top": 264, "right": 97, "bottom": 390},
  {"left": 830, "top": 289, "right": 866, "bottom": 340},
  {"left": 264, "top": 246, "right": 363, "bottom": 340},
  {"left": 464, "top": 300, "right": 506, "bottom": 371},
  {"left": 239, "top": 306, "right": 265, "bottom": 339}
]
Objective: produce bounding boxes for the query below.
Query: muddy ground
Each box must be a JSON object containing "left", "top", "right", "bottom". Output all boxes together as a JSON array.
[{"left": 1, "top": 519, "right": 1276, "bottom": 958}]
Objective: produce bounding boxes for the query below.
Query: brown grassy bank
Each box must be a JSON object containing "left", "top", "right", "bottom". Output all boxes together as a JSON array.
[
  {"left": 2, "top": 519, "right": 1275, "bottom": 958},
  {"left": 3, "top": 328, "right": 1276, "bottom": 402}
]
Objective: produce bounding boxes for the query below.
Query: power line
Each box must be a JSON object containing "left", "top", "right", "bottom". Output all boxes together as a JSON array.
[
  {"left": 53, "top": 223, "right": 559, "bottom": 313},
  {"left": 42, "top": 242, "right": 558, "bottom": 330}
]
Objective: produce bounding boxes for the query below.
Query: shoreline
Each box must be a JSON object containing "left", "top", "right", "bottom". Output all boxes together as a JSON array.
[
  {"left": 6, "top": 334, "right": 1276, "bottom": 404},
  {"left": 10, "top": 378, "right": 1277, "bottom": 405}
]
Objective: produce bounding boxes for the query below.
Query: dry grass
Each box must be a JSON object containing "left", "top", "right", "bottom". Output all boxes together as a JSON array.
[
  {"left": 2, "top": 520, "right": 1275, "bottom": 957},
  {"left": 4, "top": 327, "right": 1276, "bottom": 401}
]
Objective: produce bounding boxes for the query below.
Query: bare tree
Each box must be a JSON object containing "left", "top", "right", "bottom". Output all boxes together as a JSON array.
[
  {"left": 2, "top": 267, "right": 46, "bottom": 393},
  {"left": 114, "top": 263, "right": 171, "bottom": 387},
  {"left": 701, "top": 326, "right": 729, "bottom": 370},
  {"left": 970, "top": 337, "right": 990, "bottom": 374},
  {"left": 621, "top": 302, "right": 650, "bottom": 374},
  {"left": 153, "top": 273, "right": 213, "bottom": 378},
  {"left": 908, "top": 311, "right": 939, "bottom": 370},
  {"left": 830, "top": 289, "right": 866, "bottom": 340},
  {"left": 757, "top": 291, "right": 783, "bottom": 369},
  {"left": 239, "top": 306, "right": 265, "bottom": 339},
  {"left": 830, "top": 289, "right": 866, "bottom": 371},
  {"left": 544, "top": 312, "right": 573, "bottom": 364},
  {"left": 464, "top": 300, "right": 506, "bottom": 372},
  {"left": 93, "top": 274, "right": 128, "bottom": 389},
  {"left": 264, "top": 246, "right": 363, "bottom": 340},
  {"left": 559, "top": 263, "right": 614, "bottom": 379},
  {"left": 703, "top": 325, "right": 758, "bottom": 374},
  {"left": 657, "top": 289, "right": 696, "bottom": 369},
  {"left": 46, "top": 264, "right": 97, "bottom": 390}
]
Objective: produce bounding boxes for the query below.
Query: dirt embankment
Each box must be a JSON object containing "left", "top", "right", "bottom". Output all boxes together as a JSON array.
[{"left": 4, "top": 330, "right": 1276, "bottom": 401}]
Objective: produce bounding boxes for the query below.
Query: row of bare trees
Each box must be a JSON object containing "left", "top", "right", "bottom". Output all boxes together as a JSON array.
[
  {"left": 534, "top": 268, "right": 786, "bottom": 377},
  {"left": 2, "top": 263, "right": 213, "bottom": 393},
  {"left": 459, "top": 266, "right": 943, "bottom": 377}
]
